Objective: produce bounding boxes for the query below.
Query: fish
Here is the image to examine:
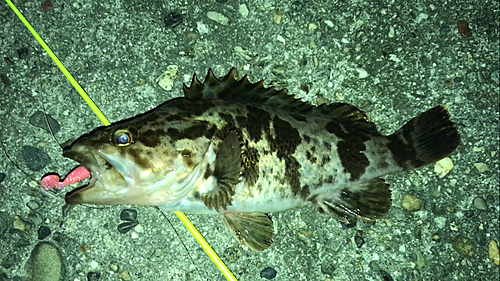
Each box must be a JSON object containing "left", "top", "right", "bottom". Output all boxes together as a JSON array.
[{"left": 63, "top": 68, "right": 460, "bottom": 251}]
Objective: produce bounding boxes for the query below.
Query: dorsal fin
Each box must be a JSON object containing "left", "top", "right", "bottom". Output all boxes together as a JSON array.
[{"left": 183, "top": 68, "right": 380, "bottom": 136}]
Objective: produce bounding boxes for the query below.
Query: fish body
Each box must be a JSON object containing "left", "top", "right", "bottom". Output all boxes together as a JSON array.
[{"left": 63, "top": 68, "right": 460, "bottom": 251}]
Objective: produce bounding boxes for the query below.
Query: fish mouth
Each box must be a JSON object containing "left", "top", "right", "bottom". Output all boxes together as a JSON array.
[{"left": 63, "top": 143, "right": 125, "bottom": 205}]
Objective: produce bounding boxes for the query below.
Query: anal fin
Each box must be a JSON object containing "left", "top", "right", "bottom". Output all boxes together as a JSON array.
[
  {"left": 222, "top": 212, "right": 274, "bottom": 252},
  {"left": 314, "top": 178, "right": 391, "bottom": 224}
]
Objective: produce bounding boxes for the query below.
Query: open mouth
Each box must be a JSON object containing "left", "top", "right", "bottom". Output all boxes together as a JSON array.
[{"left": 62, "top": 144, "right": 117, "bottom": 204}]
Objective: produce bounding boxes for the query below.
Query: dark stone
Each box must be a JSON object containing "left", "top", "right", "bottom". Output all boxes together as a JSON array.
[
  {"left": 413, "top": 225, "right": 422, "bottom": 240},
  {"left": 0, "top": 74, "right": 10, "bottom": 87},
  {"left": 354, "top": 233, "right": 364, "bottom": 248},
  {"left": 117, "top": 221, "right": 138, "bottom": 234},
  {"left": 164, "top": 12, "right": 183, "bottom": 28},
  {"left": 474, "top": 229, "right": 487, "bottom": 246},
  {"left": 29, "top": 111, "right": 61, "bottom": 135},
  {"left": 17, "top": 47, "right": 29, "bottom": 59},
  {"left": 0, "top": 173, "right": 5, "bottom": 184},
  {"left": 379, "top": 270, "right": 394, "bottom": 281},
  {"left": 320, "top": 263, "right": 336, "bottom": 276},
  {"left": 87, "top": 271, "right": 101, "bottom": 281},
  {"left": 22, "top": 146, "right": 51, "bottom": 171},
  {"left": 120, "top": 209, "right": 137, "bottom": 222},
  {"left": 37, "top": 226, "right": 51, "bottom": 240},
  {"left": 260, "top": 267, "right": 277, "bottom": 279}
]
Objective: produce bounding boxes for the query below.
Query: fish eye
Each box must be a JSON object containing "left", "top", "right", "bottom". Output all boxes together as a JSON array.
[{"left": 113, "top": 129, "right": 133, "bottom": 146}]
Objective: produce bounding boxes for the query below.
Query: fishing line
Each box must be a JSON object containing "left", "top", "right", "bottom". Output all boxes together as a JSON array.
[{"left": 5, "top": 1, "right": 237, "bottom": 280}]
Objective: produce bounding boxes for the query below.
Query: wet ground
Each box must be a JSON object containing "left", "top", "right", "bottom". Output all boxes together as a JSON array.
[{"left": 0, "top": 0, "right": 499, "bottom": 280}]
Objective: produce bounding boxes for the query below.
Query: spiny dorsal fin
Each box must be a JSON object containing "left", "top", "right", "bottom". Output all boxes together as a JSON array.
[{"left": 183, "top": 68, "right": 380, "bottom": 136}]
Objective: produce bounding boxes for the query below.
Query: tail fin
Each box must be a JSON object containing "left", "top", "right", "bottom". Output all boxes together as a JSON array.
[{"left": 389, "top": 106, "right": 460, "bottom": 170}]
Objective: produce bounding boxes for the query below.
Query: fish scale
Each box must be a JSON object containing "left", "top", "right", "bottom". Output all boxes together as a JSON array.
[{"left": 62, "top": 68, "right": 460, "bottom": 251}]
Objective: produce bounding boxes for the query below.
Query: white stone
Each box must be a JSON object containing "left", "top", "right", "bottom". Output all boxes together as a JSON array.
[
  {"left": 415, "top": 13, "right": 429, "bottom": 23},
  {"left": 156, "top": 65, "right": 179, "bottom": 91},
  {"left": 473, "top": 162, "right": 488, "bottom": 173},
  {"left": 355, "top": 68, "right": 369, "bottom": 79},
  {"left": 276, "top": 34, "right": 286, "bottom": 44},
  {"left": 388, "top": 26, "right": 395, "bottom": 38},
  {"left": 434, "top": 157, "right": 453, "bottom": 178},
  {"left": 196, "top": 21, "right": 209, "bottom": 35},
  {"left": 207, "top": 11, "right": 229, "bottom": 26},
  {"left": 238, "top": 4, "right": 249, "bottom": 18}
]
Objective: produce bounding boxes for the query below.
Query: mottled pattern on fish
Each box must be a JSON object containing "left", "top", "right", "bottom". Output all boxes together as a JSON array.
[{"left": 63, "top": 68, "right": 460, "bottom": 251}]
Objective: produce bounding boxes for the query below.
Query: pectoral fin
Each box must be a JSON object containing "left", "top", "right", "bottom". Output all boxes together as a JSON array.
[
  {"left": 314, "top": 178, "right": 391, "bottom": 224},
  {"left": 222, "top": 212, "right": 274, "bottom": 252},
  {"left": 202, "top": 131, "right": 241, "bottom": 211}
]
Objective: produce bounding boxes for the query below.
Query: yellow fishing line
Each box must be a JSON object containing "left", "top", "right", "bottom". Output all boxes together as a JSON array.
[{"left": 5, "top": 1, "right": 236, "bottom": 280}]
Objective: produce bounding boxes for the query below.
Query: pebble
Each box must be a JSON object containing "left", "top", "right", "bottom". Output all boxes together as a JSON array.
[
  {"left": 473, "top": 162, "right": 488, "bottom": 173},
  {"left": 456, "top": 20, "right": 472, "bottom": 38},
  {"left": 22, "top": 146, "right": 51, "bottom": 171},
  {"left": 117, "top": 220, "right": 138, "bottom": 234},
  {"left": 37, "top": 225, "right": 51, "bottom": 240},
  {"left": 355, "top": 68, "right": 369, "bottom": 79},
  {"left": 109, "top": 261, "right": 120, "bottom": 272},
  {"left": 320, "top": 262, "right": 336, "bottom": 276},
  {"left": 379, "top": 270, "right": 394, "bottom": 281},
  {"left": 488, "top": 240, "right": 499, "bottom": 266},
  {"left": 431, "top": 233, "right": 441, "bottom": 242},
  {"left": 28, "top": 211, "right": 43, "bottom": 226},
  {"left": 87, "top": 271, "right": 101, "bottom": 281},
  {"left": 0, "top": 172, "right": 5, "bottom": 184},
  {"left": 238, "top": 4, "right": 249, "bottom": 18},
  {"left": 414, "top": 248, "right": 427, "bottom": 268},
  {"left": 29, "top": 111, "right": 61, "bottom": 135},
  {"left": 324, "top": 20, "right": 334, "bottom": 28},
  {"left": 17, "top": 47, "right": 29, "bottom": 59},
  {"left": 434, "top": 157, "right": 453, "bottom": 178},
  {"left": 415, "top": 13, "right": 428, "bottom": 23},
  {"left": 0, "top": 74, "right": 10, "bottom": 87},
  {"left": 119, "top": 270, "right": 131, "bottom": 280},
  {"left": 401, "top": 194, "right": 422, "bottom": 212},
  {"left": 451, "top": 235, "right": 475, "bottom": 257},
  {"left": 260, "top": 267, "right": 277, "bottom": 279},
  {"left": 120, "top": 209, "right": 137, "bottom": 222},
  {"left": 207, "top": 11, "right": 229, "bottom": 26},
  {"left": 41, "top": 1, "right": 53, "bottom": 11},
  {"left": 273, "top": 13, "right": 283, "bottom": 24},
  {"left": 27, "top": 242, "right": 64, "bottom": 281},
  {"left": 388, "top": 26, "right": 395, "bottom": 38},
  {"left": 433, "top": 217, "right": 446, "bottom": 229},
  {"left": 0, "top": 212, "right": 11, "bottom": 237},
  {"left": 196, "top": 21, "right": 209, "bottom": 35},
  {"left": 163, "top": 12, "right": 183, "bottom": 28},
  {"left": 26, "top": 200, "right": 40, "bottom": 210},
  {"left": 12, "top": 215, "right": 32, "bottom": 235},
  {"left": 156, "top": 65, "right": 178, "bottom": 91},
  {"left": 472, "top": 196, "right": 488, "bottom": 210},
  {"left": 354, "top": 233, "right": 364, "bottom": 248}
]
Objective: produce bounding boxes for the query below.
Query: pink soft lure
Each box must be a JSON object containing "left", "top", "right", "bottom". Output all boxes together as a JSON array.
[{"left": 41, "top": 166, "right": 90, "bottom": 190}]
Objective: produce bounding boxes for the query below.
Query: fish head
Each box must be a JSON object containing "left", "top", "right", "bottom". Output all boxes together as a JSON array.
[{"left": 63, "top": 117, "right": 214, "bottom": 206}]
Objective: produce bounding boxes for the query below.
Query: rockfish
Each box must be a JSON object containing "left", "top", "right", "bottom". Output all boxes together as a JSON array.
[{"left": 63, "top": 68, "right": 460, "bottom": 251}]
